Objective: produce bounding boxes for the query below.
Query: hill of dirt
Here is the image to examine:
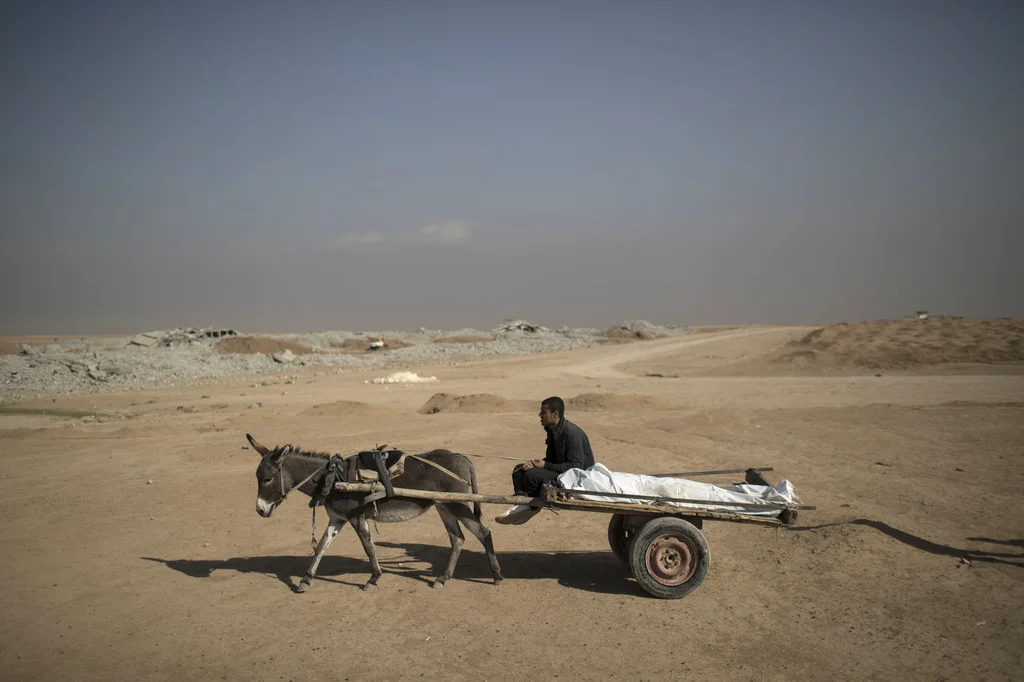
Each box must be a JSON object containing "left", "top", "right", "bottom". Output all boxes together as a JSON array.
[
  {"left": 772, "top": 317, "right": 1024, "bottom": 370},
  {"left": 598, "top": 328, "right": 660, "bottom": 344},
  {"left": 330, "top": 338, "right": 412, "bottom": 353},
  {"left": 214, "top": 336, "right": 312, "bottom": 355},
  {"left": 299, "top": 400, "right": 376, "bottom": 417},
  {"left": 419, "top": 393, "right": 534, "bottom": 414}
]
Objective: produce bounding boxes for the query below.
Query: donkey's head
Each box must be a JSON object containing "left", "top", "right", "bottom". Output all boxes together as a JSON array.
[{"left": 247, "top": 433, "right": 292, "bottom": 518}]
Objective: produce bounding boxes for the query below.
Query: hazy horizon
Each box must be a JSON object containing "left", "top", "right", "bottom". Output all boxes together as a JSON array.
[{"left": 3, "top": 2, "right": 1022, "bottom": 335}]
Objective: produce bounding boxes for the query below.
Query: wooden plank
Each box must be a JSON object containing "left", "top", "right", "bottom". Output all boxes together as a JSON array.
[
  {"left": 334, "top": 482, "right": 537, "bottom": 506},
  {"left": 544, "top": 497, "right": 784, "bottom": 526},
  {"left": 651, "top": 466, "right": 775, "bottom": 478}
]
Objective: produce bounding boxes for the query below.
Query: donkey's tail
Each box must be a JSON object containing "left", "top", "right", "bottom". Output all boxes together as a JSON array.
[{"left": 469, "top": 461, "right": 482, "bottom": 520}]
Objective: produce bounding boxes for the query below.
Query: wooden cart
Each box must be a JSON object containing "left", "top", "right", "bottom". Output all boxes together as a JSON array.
[{"left": 336, "top": 467, "right": 812, "bottom": 600}]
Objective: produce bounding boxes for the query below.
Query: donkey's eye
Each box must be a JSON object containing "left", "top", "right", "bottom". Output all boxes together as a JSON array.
[{"left": 262, "top": 477, "right": 274, "bottom": 485}]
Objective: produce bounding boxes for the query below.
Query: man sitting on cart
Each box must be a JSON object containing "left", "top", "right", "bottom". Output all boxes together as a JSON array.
[{"left": 512, "top": 396, "right": 595, "bottom": 497}]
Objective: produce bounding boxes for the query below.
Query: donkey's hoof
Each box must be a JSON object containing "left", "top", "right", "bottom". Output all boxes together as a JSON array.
[
  {"left": 361, "top": 582, "right": 377, "bottom": 591},
  {"left": 431, "top": 579, "right": 446, "bottom": 589},
  {"left": 492, "top": 578, "right": 503, "bottom": 587},
  {"left": 295, "top": 580, "right": 311, "bottom": 593}
]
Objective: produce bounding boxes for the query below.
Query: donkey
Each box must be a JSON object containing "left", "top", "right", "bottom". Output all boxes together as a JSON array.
[{"left": 247, "top": 433, "right": 503, "bottom": 592}]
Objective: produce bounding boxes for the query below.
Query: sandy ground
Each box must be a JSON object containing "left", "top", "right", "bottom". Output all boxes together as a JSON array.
[{"left": 1, "top": 326, "right": 1023, "bottom": 681}]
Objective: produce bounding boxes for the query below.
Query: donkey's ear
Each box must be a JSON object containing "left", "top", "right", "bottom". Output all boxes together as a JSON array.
[
  {"left": 270, "top": 444, "right": 291, "bottom": 465},
  {"left": 246, "top": 433, "right": 270, "bottom": 456}
]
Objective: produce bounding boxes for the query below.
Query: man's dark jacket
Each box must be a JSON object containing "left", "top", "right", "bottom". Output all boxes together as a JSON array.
[{"left": 543, "top": 418, "right": 595, "bottom": 474}]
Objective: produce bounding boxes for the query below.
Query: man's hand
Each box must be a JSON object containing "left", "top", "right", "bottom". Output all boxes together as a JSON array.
[{"left": 521, "top": 459, "right": 545, "bottom": 471}]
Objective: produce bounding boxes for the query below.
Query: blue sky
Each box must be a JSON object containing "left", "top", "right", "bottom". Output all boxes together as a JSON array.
[{"left": 2, "top": 1, "right": 1022, "bottom": 333}]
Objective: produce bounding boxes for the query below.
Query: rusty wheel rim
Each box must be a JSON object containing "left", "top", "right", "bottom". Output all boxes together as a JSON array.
[{"left": 645, "top": 534, "right": 697, "bottom": 586}]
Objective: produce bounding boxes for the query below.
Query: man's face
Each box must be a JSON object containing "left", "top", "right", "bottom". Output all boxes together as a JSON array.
[{"left": 539, "top": 404, "right": 560, "bottom": 429}]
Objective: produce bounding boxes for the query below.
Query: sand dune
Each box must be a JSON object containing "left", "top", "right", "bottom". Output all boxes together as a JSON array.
[{"left": 772, "top": 317, "right": 1024, "bottom": 370}]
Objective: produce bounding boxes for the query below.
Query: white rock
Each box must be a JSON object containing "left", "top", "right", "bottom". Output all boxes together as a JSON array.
[
  {"left": 371, "top": 371, "right": 439, "bottom": 384},
  {"left": 272, "top": 349, "right": 296, "bottom": 364}
]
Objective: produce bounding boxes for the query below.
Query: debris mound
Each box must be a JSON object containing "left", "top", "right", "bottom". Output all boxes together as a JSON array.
[
  {"left": 493, "top": 319, "right": 549, "bottom": 334},
  {"left": 0, "top": 318, "right": 689, "bottom": 400},
  {"left": 621, "top": 320, "right": 658, "bottom": 332},
  {"left": 131, "top": 327, "right": 236, "bottom": 347}
]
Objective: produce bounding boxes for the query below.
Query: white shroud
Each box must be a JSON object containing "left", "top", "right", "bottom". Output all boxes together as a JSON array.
[{"left": 557, "top": 464, "right": 798, "bottom": 517}]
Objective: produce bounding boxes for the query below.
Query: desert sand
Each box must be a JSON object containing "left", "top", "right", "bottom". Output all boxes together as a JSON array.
[{"left": 1, "top": 323, "right": 1022, "bottom": 681}]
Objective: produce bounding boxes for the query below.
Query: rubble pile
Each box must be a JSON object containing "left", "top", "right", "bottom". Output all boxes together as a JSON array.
[
  {"left": 492, "top": 319, "right": 549, "bottom": 334},
  {"left": 0, "top": 319, "right": 688, "bottom": 400},
  {"left": 130, "top": 328, "right": 237, "bottom": 347}
]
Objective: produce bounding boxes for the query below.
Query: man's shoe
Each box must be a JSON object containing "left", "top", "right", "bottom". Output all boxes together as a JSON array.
[{"left": 495, "top": 504, "right": 541, "bottom": 525}]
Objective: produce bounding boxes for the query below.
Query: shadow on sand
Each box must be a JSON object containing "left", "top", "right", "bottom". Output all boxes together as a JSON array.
[
  {"left": 791, "top": 519, "right": 1024, "bottom": 567},
  {"left": 143, "top": 544, "right": 646, "bottom": 596}
]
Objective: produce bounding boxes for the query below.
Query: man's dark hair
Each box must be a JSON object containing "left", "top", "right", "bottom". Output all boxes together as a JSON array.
[{"left": 541, "top": 396, "right": 565, "bottom": 419}]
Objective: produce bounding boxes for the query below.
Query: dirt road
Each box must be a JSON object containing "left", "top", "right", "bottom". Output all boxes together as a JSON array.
[{"left": 1, "top": 327, "right": 1022, "bottom": 681}]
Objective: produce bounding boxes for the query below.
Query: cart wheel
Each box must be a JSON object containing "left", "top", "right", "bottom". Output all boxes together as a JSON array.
[
  {"left": 607, "top": 514, "right": 635, "bottom": 564},
  {"left": 629, "top": 517, "right": 710, "bottom": 600}
]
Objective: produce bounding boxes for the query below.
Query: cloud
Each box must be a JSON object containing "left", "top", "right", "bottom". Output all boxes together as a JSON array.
[
  {"left": 332, "top": 221, "right": 476, "bottom": 251},
  {"left": 331, "top": 230, "right": 385, "bottom": 248},
  {"left": 411, "top": 220, "right": 475, "bottom": 244}
]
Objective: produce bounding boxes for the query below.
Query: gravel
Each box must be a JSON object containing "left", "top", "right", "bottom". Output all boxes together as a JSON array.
[{"left": 0, "top": 320, "right": 687, "bottom": 402}]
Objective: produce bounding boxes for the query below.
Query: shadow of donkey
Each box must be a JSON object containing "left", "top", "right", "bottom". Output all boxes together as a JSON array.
[{"left": 143, "top": 543, "right": 646, "bottom": 597}]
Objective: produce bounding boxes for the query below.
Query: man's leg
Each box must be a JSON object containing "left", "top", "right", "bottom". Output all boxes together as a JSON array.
[
  {"left": 511, "top": 464, "right": 528, "bottom": 496},
  {"left": 522, "top": 467, "right": 560, "bottom": 496},
  {"left": 497, "top": 466, "right": 553, "bottom": 524}
]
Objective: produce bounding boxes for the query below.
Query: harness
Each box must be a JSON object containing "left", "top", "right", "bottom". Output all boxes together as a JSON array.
[
  {"left": 277, "top": 448, "right": 469, "bottom": 507},
  {"left": 279, "top": 461, "right": 328, "bottom": 504},
  {"left": 272, "top": 446, "right": 471, "bottom": 550}
]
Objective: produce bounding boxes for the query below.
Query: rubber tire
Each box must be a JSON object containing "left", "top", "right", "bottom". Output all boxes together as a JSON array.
[
  {"left": 629, "top": 516, "right": 710, "bottom": 600},
  {"left": 607, "top": 514, "right": 635, "bottom": 564}
]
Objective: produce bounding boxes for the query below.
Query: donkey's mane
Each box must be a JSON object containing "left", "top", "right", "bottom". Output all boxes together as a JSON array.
[
  {"left": 285, "top": 445, "right": 336, "bottom": 461},
  {"left": 282, "top": 445, "right": 450, "bottom": 461}
]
